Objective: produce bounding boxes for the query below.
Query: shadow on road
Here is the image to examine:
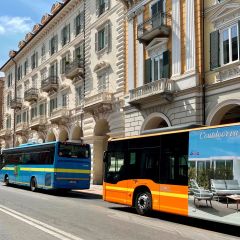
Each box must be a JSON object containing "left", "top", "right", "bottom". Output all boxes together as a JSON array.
[
  {"left": 110, "top": 206, "right": 240, "bottom": 237},
  {"left": 3, "top": 184, "right": 102, "bottom": 200}
]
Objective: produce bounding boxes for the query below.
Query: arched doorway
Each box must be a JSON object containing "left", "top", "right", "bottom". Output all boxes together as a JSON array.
[
  {"left": 207, "top": 100, "right": 240, "bottom": 125},
  {"left": 141, "top": 113, "right": 171, "bottom": 132},
  {"left": 93, "top": 119, "right": 110, "bottom": 184}
]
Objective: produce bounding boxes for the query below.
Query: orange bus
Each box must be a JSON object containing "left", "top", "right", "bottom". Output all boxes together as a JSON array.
[{"left": 103, "top": 123, "right": 240, "bottom": 227}]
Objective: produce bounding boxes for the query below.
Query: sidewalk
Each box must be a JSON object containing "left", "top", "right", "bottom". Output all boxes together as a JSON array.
[{"left": 74, "top": 184, "right": 103, "bottom": 196}]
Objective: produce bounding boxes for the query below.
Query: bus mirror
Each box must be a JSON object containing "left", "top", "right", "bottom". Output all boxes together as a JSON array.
[{"left": 103, "top": 151, "right": 109, "bottom": 162}]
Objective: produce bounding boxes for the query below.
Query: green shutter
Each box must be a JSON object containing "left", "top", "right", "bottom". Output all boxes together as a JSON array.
[
  {"left": 162, "top": 50, "right": 170, "bottom": 78},
  {"left": 210, "top": 30, "right": 220, "bottom": 70},
  {"left": 145, "top": 58, "right": 152, "bottom": 84},
  {"left": 238, "top": 20, "right": 240, "bottom": 59}
]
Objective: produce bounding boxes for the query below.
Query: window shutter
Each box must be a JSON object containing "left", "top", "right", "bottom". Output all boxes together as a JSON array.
[
  {"left": 61, "top": 28, "right": 64, "bottom": 46},
  {"left": 68, "top": 24, "right": 70, "bottom": 43},
  {"left": 105, "top": 0, "right": 110, "bottom": 10},
  {"left": 80, "top": 12, "right": 84, "bottom": 32},
  {"left": 60, "top": 59, "right": 62, "bottom": 74},
  {"left": 104, "top": 23, "right": 110, "bottom": 49},
  {"left": 96, "top": 0, "right": 99, "bottom": 16},
  {"left": 210, "top": 30, "right": 220, "bottom": 70},
  {"left": 49, "top": 39, "right": 51, "bottom": 54},
  {"left": 95, "top": 32, "right": 98, "bottom": 52},
  {"left": 74, "top": 17, "right": 77, "bottom": 36},
  {"left": 162, "top": 50, "right": 170, "bottom": 78},
  {"left": 238, "top": 20, "right": 240, "bottom": 59},
  {"left": 36, "top": 52, "right": 38, "bottom": 67},
  {"left": 55, "top": 35, "right": 58, "bottom": 52},
  {"left": 145, "top": 58, "right": 152, "bottom": 84}
]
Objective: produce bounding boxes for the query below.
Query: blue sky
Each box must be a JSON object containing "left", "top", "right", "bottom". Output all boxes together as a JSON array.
[
  {"left": 189, "top": 125, "right": 240, "bottom": 158},
  {"left": 0, "top": 0, "right": 56, "bottom": 75}
]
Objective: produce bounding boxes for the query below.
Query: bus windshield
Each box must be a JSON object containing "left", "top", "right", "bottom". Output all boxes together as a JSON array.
[{"left": 58, "top": 143, "right": 90, "bottom": 159}]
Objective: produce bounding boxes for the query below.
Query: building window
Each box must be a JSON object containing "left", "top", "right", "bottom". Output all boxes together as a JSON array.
[
  {"left": 60, "top": 53, "right": 70, "bottom": 74},
  {"left": 7, "top": 73, "right": 13, "bottom": 87},
  {"left": 49, "top": 35, "right": 58, "bottom": 55},
  {"left": 76, "top": 86, "right": 83, "bottom": 106},
  {"left": 7, "top": 93, "right": 12, "bottom": 108},
  {"left": 61, "top": 24, "right": 70, "bottom": 47},
  {"left": 95, "top": 23, "right": 110, "bottom": 52},
  {"left": 31, "top": 52, "right": 38, "bottom": 70},
  {"left": 221, "top": 25, "right": 239, "bottom": 65},
  {"left": 75, "top": 12, "right": 84, "bottom": 36},
  {"left": 23, "top": 111, "right": 28, "bottom": 122},
  {"left": 24, "top": 59, "right": 28, "bottom": 76},
  {"left": 62, "top": 94, "right": 68, "bottom": 107},
  {"left": 41, "top": 44, "right": 46, "bottom": 62},
  {"left": 50, "top": 98, "right": 58, "bottom": 113},
  {"left": 6, "top": 117, "right": 11, "bottom": 129},
  {"left": 96, "top": 0, "right": 109, "bottom": 17},
  {"left": 17, "top": 65, "right": 23, "bottom": 81},
  {"left": 31, "top": 106, "right": 37, "bottom": 120},
  {"left": 16, "top": 114, "right": 21, "bottom": 124},
  {"left": 74, "top": 43, "right": 84, "bottom": 60},
  {"left": 98, "top": 72, "right": 108, "bottom": 91},
  {"left": 32, "top": 75, "right": 38, "bottom": 88},
  {"left": 39, "top": 103, "right": 46, "bottom": 116},
  {"left": 24, "top": 80, "right": 30, "bottom": 91},
  {"left": 151, "top": 54, "right": 163, "bottom": 81}
]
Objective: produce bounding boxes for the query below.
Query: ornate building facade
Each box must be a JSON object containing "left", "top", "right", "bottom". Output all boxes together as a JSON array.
[
  {"left": 119, "top": 0, "right": 204, "bottom": 136},
  {"left": 204, "top": 0, "right": 240, "bottom": 125},
  {"left": 0, "top": 0, "right": 125, "bottom": 184}
]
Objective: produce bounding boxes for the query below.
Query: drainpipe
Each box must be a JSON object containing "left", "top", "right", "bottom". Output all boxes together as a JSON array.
[
  {"left": 202, "top": 0, "right": 206, "bottom": 125},
  {"left": 10, "top": 57, "right": 17, "bottom": 147}
]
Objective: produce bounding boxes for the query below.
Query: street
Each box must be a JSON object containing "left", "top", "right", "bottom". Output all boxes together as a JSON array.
[{"left": 0, "top": 184, "right": 239, "bottom": 240}]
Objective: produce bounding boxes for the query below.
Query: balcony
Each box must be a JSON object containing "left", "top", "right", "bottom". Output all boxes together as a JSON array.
[
  {"left": 129, "top": 79, "right": 174, "bottom": 106},
  {"left": 10, "top": 98, "right": 22, "bottom": 109},
  {"left": 49, "top": 107, "right": 70, "bottom": 124},
  {"left": 24, "top": 88, "right": 38, "bottom": 102},
  {"left": 0, "top": 128, "right": 12, "bottom": 138},
  {"left": 41, "top": 76, "right": 58, "bottom": 93},
  {"left": 83, "top": 91, "right": 113, "bottom": 114},
  {"left": 29, "top": 115, "right": 48, "bottom": 130},
  {"left": 137, "top": 12, "right": 170, "bottom": 44},
  {"left": 16, "top": 122, "right": 29, "bottom": 134},
  {"left": 65, "top": 58, "right": 84, "bottom": 80}
]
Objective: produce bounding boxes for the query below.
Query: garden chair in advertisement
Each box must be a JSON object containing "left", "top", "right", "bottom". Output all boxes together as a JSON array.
[{"left": 189, "top": 179, "right": 213, "bottom": 207}]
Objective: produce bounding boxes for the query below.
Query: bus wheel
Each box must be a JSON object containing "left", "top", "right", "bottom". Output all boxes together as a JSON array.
[
  {"left": 135, "top": 191, "right": 152, "bottom": 215},
  {"left": 30, "top": 177, "right": 37, "bottom": 192},
  {"left": 4, "top": 175, "right": 9, "bottom": 186}
]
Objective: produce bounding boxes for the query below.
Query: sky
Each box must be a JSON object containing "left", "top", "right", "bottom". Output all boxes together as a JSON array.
[
  {"left": 0, "top": 0, "right": 56, "bottom": 76},
  {"left": 189, "top": 125, "right": 240, "bottom": 158}
]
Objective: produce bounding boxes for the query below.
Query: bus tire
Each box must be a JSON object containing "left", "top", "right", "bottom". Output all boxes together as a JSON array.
[
  {"left": 4, "top": 175, "right": 9, "bottom": 186},
  {"left": 135, "top": 191, "right": 152, "bottom": 215},
  {"left": 30, "top": 177, "right": 37, "bottom": 192}
]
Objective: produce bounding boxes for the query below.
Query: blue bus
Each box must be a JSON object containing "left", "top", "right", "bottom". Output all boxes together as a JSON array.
[{"left": 0, "top": 141, "right": 91, "bottom": 191}]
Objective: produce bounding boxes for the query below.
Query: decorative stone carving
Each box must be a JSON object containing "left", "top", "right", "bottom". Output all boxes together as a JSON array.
[{"left": 217, "top": 64, "right": 240, "bottom": 82}]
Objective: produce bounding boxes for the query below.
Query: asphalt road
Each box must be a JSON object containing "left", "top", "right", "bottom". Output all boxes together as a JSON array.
[{"left": 0, "top": 183, "right": 239, "bottom": 240}]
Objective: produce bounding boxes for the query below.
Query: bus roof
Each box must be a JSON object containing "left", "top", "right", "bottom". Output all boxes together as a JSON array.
[{"left": 109, "top": 122, "right": 240, "bottom": 142}]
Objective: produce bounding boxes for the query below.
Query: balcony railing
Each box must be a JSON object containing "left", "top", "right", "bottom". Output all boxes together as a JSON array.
[
  {"left": 137, "top": 12, "right": 170, "bottom": 43},
  {"left": 16, "top": 122, "right": 29, "bottom": 133},
  {"left": 10, "top": 98, "right": 22, "bottom": 109},
  {"left": 65, "top": 58, "right": 84, "bottom": 79},
  {"left": 83, "top": 91, "right": 113, "bottom": 113},
  {"left": 41, "top": 76, "right": 58, "bottom": 93},
  {"left": 129, "top": 79, "right": 174, "bottom": 105},
  {"left": 30, "top": 115, "right": 47, "bottom": 130},
  {"left": 24, "top": 88, "right": 38, "bottom": 102},
  {"left": 49, "top": 107, "right": 70, "bottom": 123}
]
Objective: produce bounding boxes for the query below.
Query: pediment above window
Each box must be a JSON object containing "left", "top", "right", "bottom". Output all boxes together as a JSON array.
[
  {"left": 94, "top": 61, "right": 110, "bottom": 74},
  {"left": 146, "top": 38, "right": 168, "bottom": 58},
  {"left": 209, "top": 3, "right": 240, "bottom": 28}
]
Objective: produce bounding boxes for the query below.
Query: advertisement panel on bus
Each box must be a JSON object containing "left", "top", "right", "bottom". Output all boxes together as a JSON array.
[{"left": 188, "top": 125, "right": 240, "bottom": 227}]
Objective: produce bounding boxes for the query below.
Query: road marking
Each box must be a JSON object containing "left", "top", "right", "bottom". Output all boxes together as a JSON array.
[{"left": 0, "top": 204, "right": 84, "bottom": 240}]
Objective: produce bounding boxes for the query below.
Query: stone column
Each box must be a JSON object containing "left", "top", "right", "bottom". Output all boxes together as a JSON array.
[
  {"left": 172, "top": 0, "right": 181, "bottom": 77},
  {"left": 185, "top": 0, "right": 196, "bottom": 73}
]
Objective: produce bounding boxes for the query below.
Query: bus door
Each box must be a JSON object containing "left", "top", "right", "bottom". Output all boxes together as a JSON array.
[
  {"left": 159, "top": 134, "right": 189, "bottom": 216},
  {"left": 104, "top": 151, "right": 129, "bottom": 205},
  {"left": 127, "top": 148, "right": 161, "bottom": 211}
]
